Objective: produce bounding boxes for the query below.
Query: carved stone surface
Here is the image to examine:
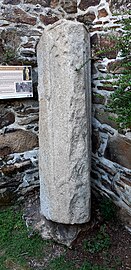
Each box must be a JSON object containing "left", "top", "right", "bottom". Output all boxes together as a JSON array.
[{"left": 38, "top": 19, "right": 91, "bottom": 224}]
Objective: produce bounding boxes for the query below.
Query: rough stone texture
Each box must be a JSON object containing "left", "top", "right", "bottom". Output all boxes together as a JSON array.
[
  {"left": 0, "top": 146, "right": 11, "bottom": 157},
  {"left": 107, "top": 59, "right": 126, "bottom": 74},
  {"left": 95, "top": 107, "right": 118, "bottom": 129},
  {"left": 3, "top": 0, "right": 21, "bottom": 4},
  {"left": 109, "top": 0, "right": 131, "bottom": 13},
  {"left": 105, "top": 134, "right": 131, "bottom": 169},
  {"left": 77, "top": 12, "right": 96, "bottom": 24},
  {"left": 1, "top": 29, "right": 21, "bottom": 47},
  {"left": 40, "top": 14, "right": 59, "bottom": 25},
  {"left": 60, "top": 0, "right": 77, "bottom": 13},
  {"left": 92, "top": 93, "right": 105, "bottom": 105},
  {"left": 91, "top": 34, "right": 119, "bottom": 59},
  {"left": 0, "top": 100, "right": 39, "bottom": 205},
  {"left": 0, "top": 154, "right": 39, "bottom": 205},
  {"left": 78, "top": 0, "right": 100, "bottom": 10},
  {"left": 0, "top": 39, "right": 4, "bottom": 56},
  {"left": 3, "top": 7, "right": 37, "bottom": 25},
  {"left": 50, "top": 0, "right": 77, "bottom": 13},
  {"left": 92, "top": 129, "right": 101, "bottom": 154},
  {"left": 36, "top": 216, "right": 81, "bottom": 247},
  {"left": 50, "top": 0, "right": 59, "bottom": 8},
  {"left": 24, "top": 0, "right": 50, "bottom": 6},
  {"left": 0, "top": 130, "right": 38, "bottom": 155},
  {"left": 38, "top": 19, "right": 91, "bottom": 224},
  {"left": 0, "top": 111, "right": 15, "bottom": 129},
  {"left": 0, "top": 0, "right": 130, "bottom": 229},
  {"left": 98, "top": 8, "right": 108, "bottom": 18}
]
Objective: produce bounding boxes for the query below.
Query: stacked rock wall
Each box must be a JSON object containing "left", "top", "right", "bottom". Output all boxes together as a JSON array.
[
  {"left": 0, "top": 99, "right": 39, "bottom": 204},
  {"left": 0, "top": 0, "right": 131, "bottom": 226}
]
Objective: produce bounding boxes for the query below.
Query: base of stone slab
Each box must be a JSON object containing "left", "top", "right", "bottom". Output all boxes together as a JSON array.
[
  {"left": 35, "top": 216, "right": 83, "bottom": 247},
  {"left": 23, "top": 195, "right": 90, "bottom": 247}
]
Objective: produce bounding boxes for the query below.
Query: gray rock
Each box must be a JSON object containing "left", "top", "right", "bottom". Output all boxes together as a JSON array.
[
  {"left": 105, "top": 134, "right": 131, "bottom": 169},
  {"left": 38, "top": 19, "right": 91, "bottom": 224},
  {"left": 36, "top": 216, "right": 81, "bottom": 247}
]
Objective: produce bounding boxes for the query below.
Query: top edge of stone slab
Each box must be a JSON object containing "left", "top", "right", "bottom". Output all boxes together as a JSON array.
[
  {"left": 37, "top": 19, "right": 89, "bottom": 52},
  {"left": 39, "top": 18, "right": 89, "bottom": 35},
  {"left": 47, "top": 19, "right": 89, "bottom": 29}
]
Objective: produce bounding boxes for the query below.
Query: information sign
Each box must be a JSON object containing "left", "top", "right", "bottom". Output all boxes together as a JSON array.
[{"left": 0, "top": 66, "right": 33, "bottom": 99}]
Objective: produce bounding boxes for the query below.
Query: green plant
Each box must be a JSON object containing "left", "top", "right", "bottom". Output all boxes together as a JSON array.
[
  {"left": 48, "top": 257, "right": 114, "bottom": 270},
  {"left": 107, "top": 16, "right": 131, "bottom": 129},
  {"left": 94, "top": 93, "right": 105, "bottom": 99},
  {"left": 47, "top": 255, "right": 75, "bottom": 270},
  {"left": 100, "top": 198, "right": 117, "bottom": 221},
  {"left": 103, "top": 252, "right": 122, "bottom": 269},
  {"left": 80, "top": 261, "right": 115, "bottom": 270},
  {"left": 3, "top": 48, "right": 16, "bottom": 64},
  {"left": 0, "top": 207, "right": 50, "bottom": 269},
  {"left": 83, "top": 225, "right": 111, "bottom": 253}
]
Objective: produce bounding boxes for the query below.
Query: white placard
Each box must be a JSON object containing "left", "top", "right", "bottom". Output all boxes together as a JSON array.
[{"left": 0, "top": 66, "right": 33, "bottom": 99}]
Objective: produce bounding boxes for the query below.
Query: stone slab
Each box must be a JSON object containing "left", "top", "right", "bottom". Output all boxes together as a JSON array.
[{"left": 37, "top": 19, "right": 91, "bottom": 224}]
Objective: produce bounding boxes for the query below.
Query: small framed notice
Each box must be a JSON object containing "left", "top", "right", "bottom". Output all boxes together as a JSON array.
[{"left": 0, "top": 66, "right": 33, "bottom": 99}]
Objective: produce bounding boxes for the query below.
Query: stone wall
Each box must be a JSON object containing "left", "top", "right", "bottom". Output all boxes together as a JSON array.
[
  {"left": 0, "top": 99, "right": 39, "bottom": 205},
  {"left": 0, "top": 0, "right": 131, "bottom": 227}
]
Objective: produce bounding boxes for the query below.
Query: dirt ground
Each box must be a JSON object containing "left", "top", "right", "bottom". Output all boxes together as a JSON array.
[{"left": 23, "top": 193, "right": 131, "bottom": 270}]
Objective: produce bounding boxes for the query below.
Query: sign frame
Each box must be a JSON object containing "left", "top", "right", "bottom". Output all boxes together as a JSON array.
[{"left": 0, "top": 66, "right": 33, "bottom": 99}]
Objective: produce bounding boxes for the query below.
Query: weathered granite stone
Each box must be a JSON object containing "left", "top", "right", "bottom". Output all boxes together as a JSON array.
[
  {"left": 105, "top": 134, "right": 131, "bottom": 169},
  {"left": 38, "top": 19, "right": 91, "bottom": 224}
]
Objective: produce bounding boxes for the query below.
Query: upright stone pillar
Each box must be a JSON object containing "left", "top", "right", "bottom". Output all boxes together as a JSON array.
[{"left": 37, "top": 19, "right": 91, "bottom": 225}]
